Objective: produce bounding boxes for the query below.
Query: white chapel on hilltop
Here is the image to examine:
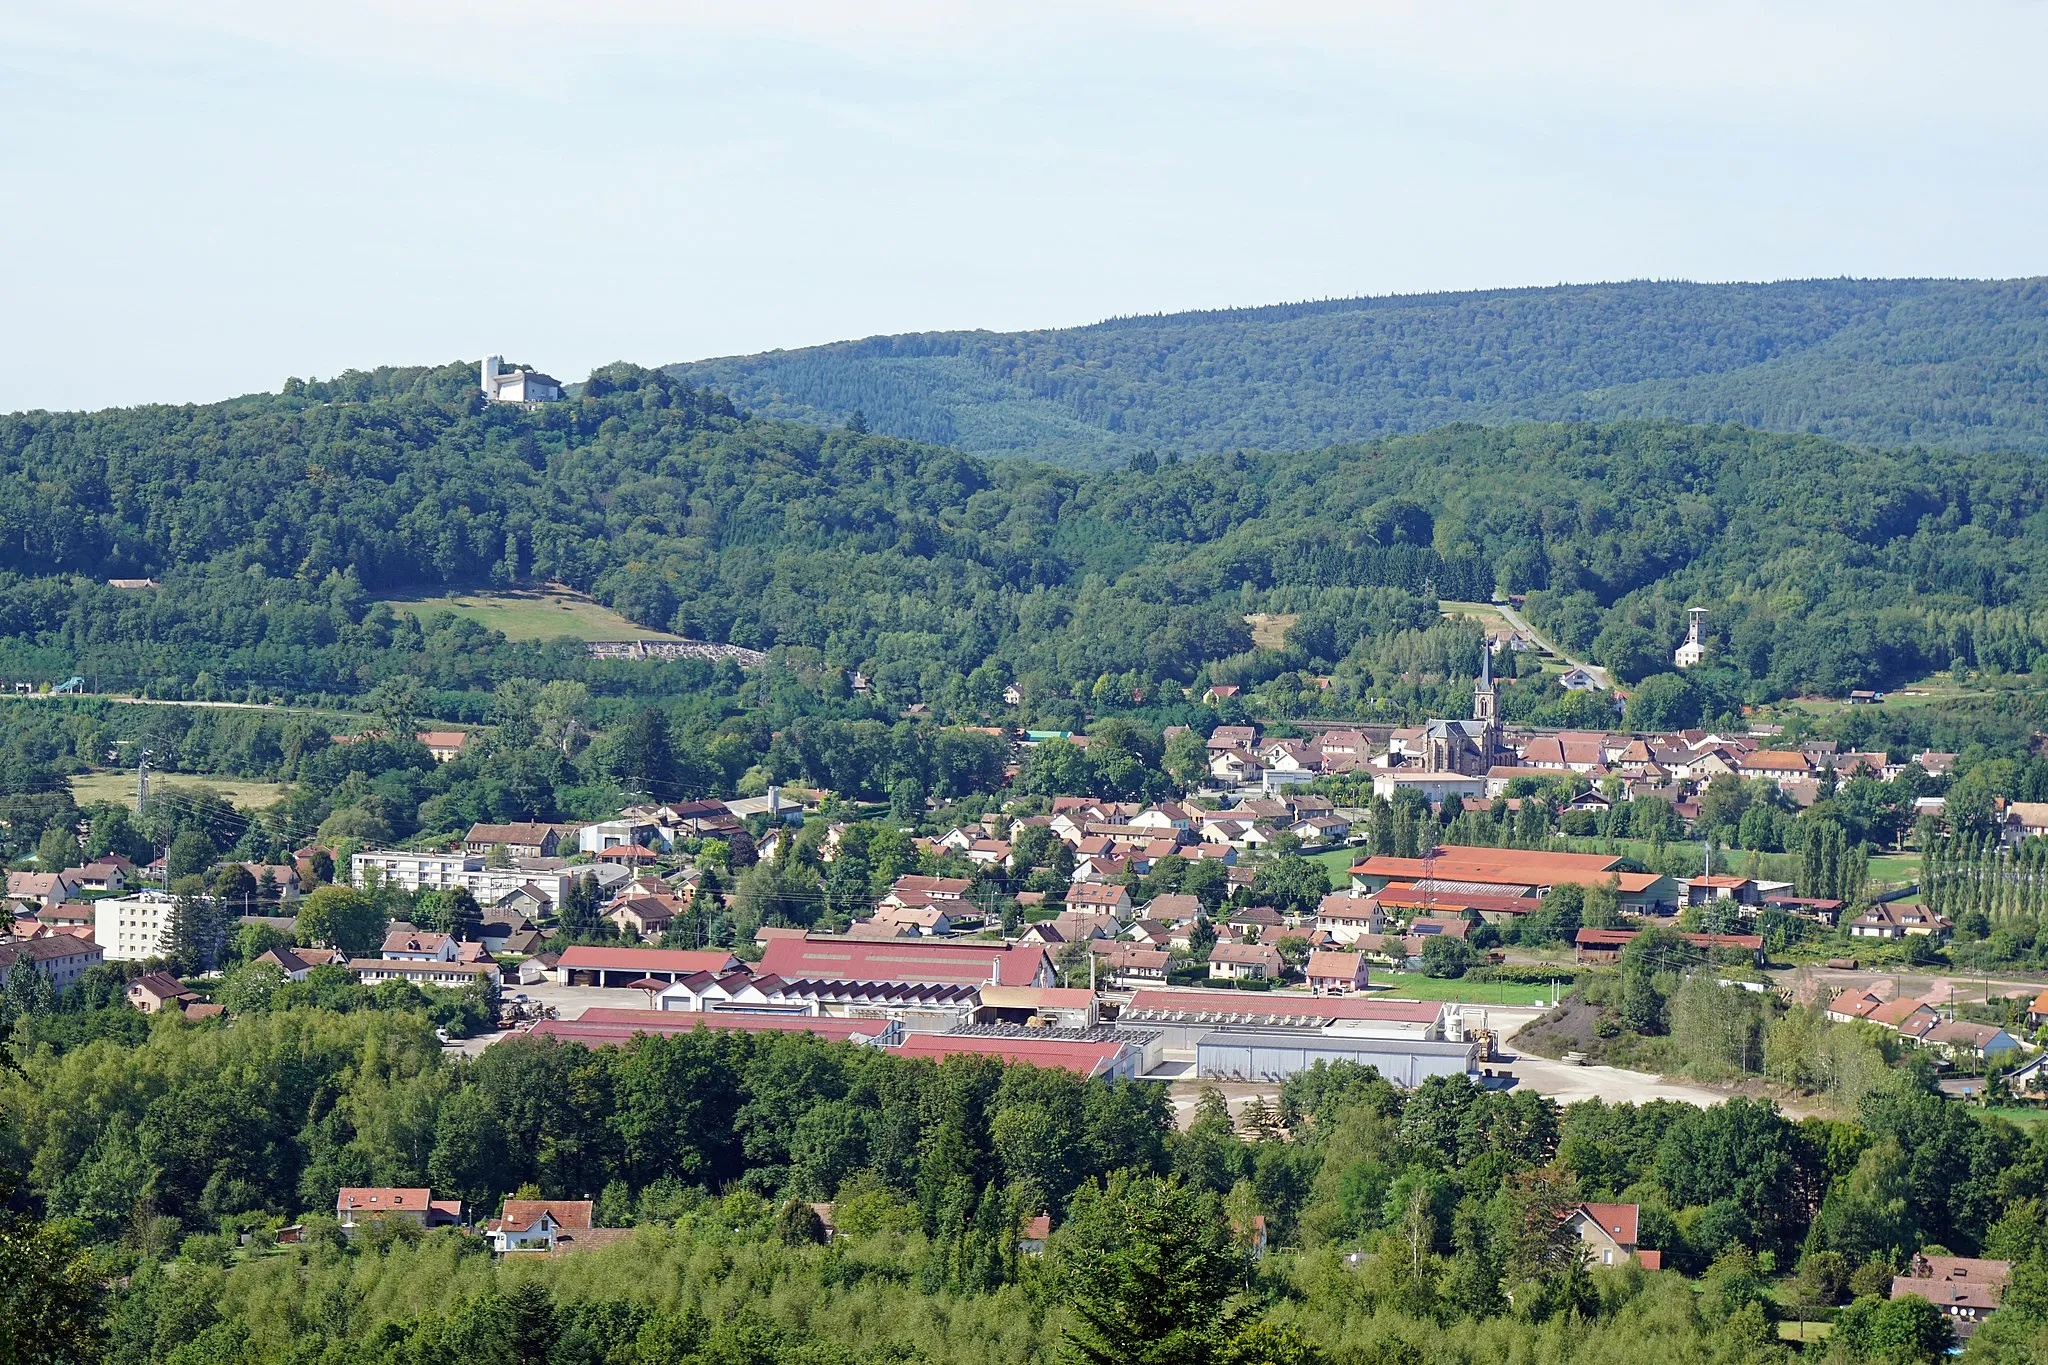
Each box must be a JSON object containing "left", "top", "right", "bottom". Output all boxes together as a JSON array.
[{"left": 481, "top": 355, "right": 563, "bottom": 404}]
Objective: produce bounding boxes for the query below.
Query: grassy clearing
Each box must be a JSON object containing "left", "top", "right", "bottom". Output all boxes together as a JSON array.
[
  {"left": 1866, "top": 853, "right": 1920, "bottom": 885},
  {"left": 1308, "top": 847, "right": 1363, "bottom": 883},
  {"left": 70, "top": 771, "right": 291, "bottom": 808},
  {"left": 381, "top": 586, "right": 684, "bottom": 643},
  {"left": 1244, "top": 613, "right": 1300, "bottom": 650},
  {"left": 1372, "top": 973, "right": 1556, "bottom": 1005},
  {"left": 1981, "top": 1106, "right": 2048, "bottom": 1131}
]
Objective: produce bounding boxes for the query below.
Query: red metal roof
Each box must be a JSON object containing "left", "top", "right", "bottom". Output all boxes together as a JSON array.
[
  {"left": 759, "top": 935, "right": 1049, "bottom": 988},
  {"left": 892, "top": 1033, "right": 1126, "bottom": 1077},
  {"left": 1348, "top": 848, "right": 1625, "bottom": 884}
]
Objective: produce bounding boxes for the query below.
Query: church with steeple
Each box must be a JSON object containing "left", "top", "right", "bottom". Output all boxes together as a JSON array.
[{"left": 1419, "top": 646, "right": 1505, "bottom": 776}]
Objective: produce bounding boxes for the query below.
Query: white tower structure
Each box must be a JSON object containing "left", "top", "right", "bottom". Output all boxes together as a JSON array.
[
  {"left": 481, "top": 355, "right": 502, "bottom": 397},
  {"left": 1675, "top": 608, "right": 1707, "bottom": 669}
]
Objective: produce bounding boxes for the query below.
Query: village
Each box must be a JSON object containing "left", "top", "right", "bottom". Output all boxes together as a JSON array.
[{"left": 0, "top": 660, "right": 2040, "bottom": 1338}]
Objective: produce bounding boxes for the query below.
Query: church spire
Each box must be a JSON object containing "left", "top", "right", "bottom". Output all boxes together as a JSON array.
[{"left": 1473, "top": 639, "right": 1497, "bottom": 725}]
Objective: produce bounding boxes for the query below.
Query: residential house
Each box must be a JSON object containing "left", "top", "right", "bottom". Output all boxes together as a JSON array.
[
  {"left": 1089, "top": 941, "right": 1171, "bottom": 988},
  {"left": 1890, "top": 1254, "right": 2011, "bottom": 1339},
  {"left": 1145, "top": 893, "right": 1204, "bottom": 925},
  {"left": 1288, "top": 814, "right": 1352, "bottom": 844},
  {"left": 1064, "top": 883, "right": 1133, "bottom": 918},
  {"left": 1018, "top": 1214, "right": 1052, "bottom": 1256},
  {"left": 2028, "top": 987, "right": 2048, "bottom": 1031},
  {"left": 1208, "top": 942, "right": 1282, "bottom": 981},
  {"left": 1131, "top": 803, "right": 1196, "bottom": 833},
  {"left": 1735, "top": 751, "right": 1813, "bottom": 787},
  {"left": 1227, "top": 904, "right": 1289, "bottom": 937},
  {"left": 5, "top": 871, "right": 74, "bottom": 909},
  {"left": 62, "top": 861, "right": 127, "bottom": 894},
  {"left": 1563, "top": 1204, "right": 1659, "bottom": 1269},
  {"left": 873, "top": 900, "right": 955, "bottom": 936},
  {"left": 382, "top": 930, "right": 460, "bottom": 962},
  {"left": 1207, "top": 748, "right": 1266, "bottom": 785},
  {"left": 606, "top": 893, "right": 682, "bottom": 941},
  {"left": 253, "top": 944, "right": 342, "bottom": 981},
  {"left": 1304, "top": 950, "right": 1369, "bottom": 994},
  {"left": 491, "top": 883, "right": 556, "bottom": 921},
  {"left": 127, "top": 971, "right": 197, "bottom": 1014},
  {"left": 484, "top": 1199, "right": 607, "bottom": 1254},
  {"left": 463, "top": 822, "right": 565, "bottom": 859},
  {"left": 1207, "top": 724, "right": 1258, "bottom": 750},
  {"left": 415, "top": 730, "right": 471, "bottom": 763},
  {"left": 1051, "top": 910, "right": 1120, "bottom": 942},
  {"left": 337, "top": 1187, "right": 464, "bottom": 1237},
  {"left": 1315, "top": 892, "right": 1385, "bottom": 943},
  {"left": 884, "top": 875, "right": 973, "bottom": 906},
  {"left": 2002, "top": 801, "right": 2048, "bottom": 847},
  {"left": 1923, "top": 1020, "right": 2025, "bottom": 1063},
  {"left": 1865, "top": 998, "right": 1942, "bottom": 1039},
  {"left": 1849, "top": 902, "right": 1950, "bottom": 940}
]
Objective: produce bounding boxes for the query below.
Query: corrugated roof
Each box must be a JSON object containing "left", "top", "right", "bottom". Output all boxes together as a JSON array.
[
  {"left": 892, "top": 1032, "right": 1125, "bottom": 1077},
  {"left": 760, "top": 936, "right": 1048, "bottom": 988}
]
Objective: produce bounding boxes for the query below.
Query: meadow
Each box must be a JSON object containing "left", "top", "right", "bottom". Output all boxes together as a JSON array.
[{"left": 380, "top": 586, "right": 687, "bottom": 643}]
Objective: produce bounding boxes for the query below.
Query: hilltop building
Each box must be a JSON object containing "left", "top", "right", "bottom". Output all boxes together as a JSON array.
[{"left": 481, "top": 355, "right": 563, "bottom": 404}]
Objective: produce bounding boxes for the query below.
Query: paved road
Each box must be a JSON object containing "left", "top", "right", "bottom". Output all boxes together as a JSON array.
[{"left": 1492, "top": 600, "right": 1611, "bottom": 690}]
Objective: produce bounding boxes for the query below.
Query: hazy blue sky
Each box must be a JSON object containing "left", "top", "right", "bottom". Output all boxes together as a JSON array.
[{"left": 4, "top": 1, "right": 2045, "bottom": 413}]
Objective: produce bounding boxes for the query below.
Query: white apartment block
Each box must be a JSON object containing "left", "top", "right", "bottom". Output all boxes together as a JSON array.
[
  {"left": 95, "top": 890, "right": 177, "bottom": 961},
  {"left": 350, "top": 851, "right": 574, "bottom": 909}
]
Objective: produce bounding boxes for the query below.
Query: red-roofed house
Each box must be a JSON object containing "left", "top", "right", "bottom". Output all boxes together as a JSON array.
[
  {"left": 336, "top": 1186, "right": 463, "bottom": 1235},
  {"left": 486, "top": 1199, "right": 593, "bottom": 1253},
  {"left": 1305, "top": 950, "right": 1369, "bottom": 994},
  {"left": 759, "top": 935, "right": 1054, "bottom": 989},
  {"left": 1565, "top": 1203, "right": 1645, "bottom": 1267}
]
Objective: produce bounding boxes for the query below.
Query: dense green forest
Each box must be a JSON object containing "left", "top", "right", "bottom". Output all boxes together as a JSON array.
[
  {"left": 6, "top": 365, "right": 2048, "bottom": 712},
  {"left": 6, "top": 1004, "right": 2048, "bottom": 1363},
  {"left": 665, "top": 279, "right": 2048, "bottom": 466}
]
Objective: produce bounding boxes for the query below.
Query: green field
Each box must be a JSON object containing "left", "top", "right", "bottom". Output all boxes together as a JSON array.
[
  {"left": 1981, "top": 1106, "right": 2048, "bottom": 1131},
  {"left": 1866, "top": 853, "right": 1920, "bottom": 885},
  {"left": 1372, "top": 973, "right": 1556, "bottom": 1005},
  {"left": 380, "top": 586, "right": 685, "bottom": 643},
  {"left": 1308, "top": 846, "right": 1362, "bottom": 883},
  {"left": 70, "top": 771, "right": 291, "bottom": 809}
]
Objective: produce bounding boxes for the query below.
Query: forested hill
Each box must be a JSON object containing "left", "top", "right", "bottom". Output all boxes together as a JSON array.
[
  {"left": 4, "top": 365, "right": 2048, "bottom": 708},
  {"left": 665, "top": 277, "right": 2048, "bottom": 467}
]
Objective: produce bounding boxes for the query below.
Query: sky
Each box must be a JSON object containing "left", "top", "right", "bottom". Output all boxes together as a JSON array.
[{"left": 3, "top": 0, "right": 2045, "bottom": 413}]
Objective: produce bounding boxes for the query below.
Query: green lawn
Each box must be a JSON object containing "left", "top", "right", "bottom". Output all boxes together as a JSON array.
[
  {"left": 1866, "top": 854, "right": 1920, "bottom": 885},
  {"left": 70, "top": 771, "right": 291, "bottom": 808},
  {"left": 380, "top": 586, "right": 684, "bottom": 643},
  {"left": 1372, "top": 973, "right": 1556, "bottom": 1005},
  {"left": 1309, "top": 847, "right": 1362, "bottom": 882},
  {"left": 1981, "top": 1106, "right": 2048, "bottom": 1131}
]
